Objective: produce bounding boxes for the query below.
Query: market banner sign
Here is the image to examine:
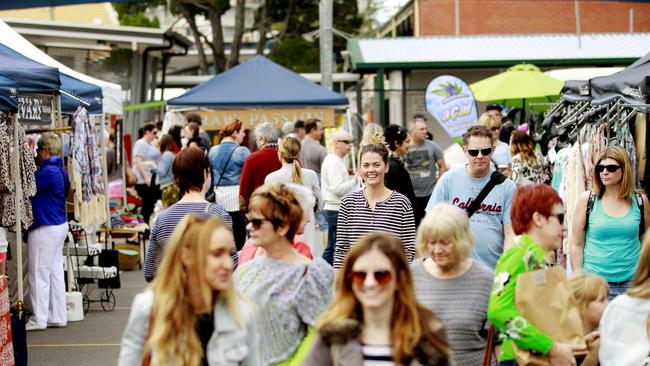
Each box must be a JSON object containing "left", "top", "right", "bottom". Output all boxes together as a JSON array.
[
  {"left": 191, "top": 108, "right": 336, "bottom": 130},
  {"left": 18, "top": 93, "right": 54, "bottom": 124},
  {"left": 425, "top": 76, "right": 478, "bottom": 138}
]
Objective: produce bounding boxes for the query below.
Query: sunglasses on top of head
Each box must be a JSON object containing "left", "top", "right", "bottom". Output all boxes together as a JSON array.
[
  {"left": 595, "top": 164, "right": 621, "bottom": 173},
  {"left": 348, "top": 270, "right": 393, "bottom": 286},
  {"left": 467, "top": 148, "right": 492, "bottom": 157}
]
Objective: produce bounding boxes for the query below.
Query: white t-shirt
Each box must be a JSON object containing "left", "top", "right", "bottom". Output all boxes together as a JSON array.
[
  {"left": 492, "top": 141, "right": 511, "bottom": 167},
  {"left": 599, "top": 294, "right": 650, "bottom": 366},
  {"left": 131, "top": 139, "right": 160, "bottom": 184}
]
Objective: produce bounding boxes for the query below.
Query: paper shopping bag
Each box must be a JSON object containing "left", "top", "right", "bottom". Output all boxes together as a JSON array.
[{"left": 513, "top": 267, "right": 586, "bottom": 366}]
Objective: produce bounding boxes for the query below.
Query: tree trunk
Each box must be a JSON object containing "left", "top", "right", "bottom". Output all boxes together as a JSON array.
[
  {"left": 178, "top": 4, "right": 209, "bottom": 74},
  {"left": 255, "top": 0, "right": 269, "bottom": 55},
  {"left": 228, "top": 0, "right": 246, "bottom": 68},
  {"left": 207, "top": 7, "right": 227, "bottom": 73}
]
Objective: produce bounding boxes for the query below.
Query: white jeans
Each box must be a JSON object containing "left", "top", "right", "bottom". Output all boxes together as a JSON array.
[{"left": 27, "top": 223, "right": 68, "bottom": 326}]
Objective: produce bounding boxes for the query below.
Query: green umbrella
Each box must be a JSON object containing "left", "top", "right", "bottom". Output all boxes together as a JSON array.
[{"left": 470, "top": 64, "right": 564, "bottom": 114}]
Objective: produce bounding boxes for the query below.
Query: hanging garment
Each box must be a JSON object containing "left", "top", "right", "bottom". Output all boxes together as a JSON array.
[
  {"left": 71, "top": 107, "right": 106, "bottom": 227},
  {"left": 0, "top": 111, "right": 37, "bottom": 230}
]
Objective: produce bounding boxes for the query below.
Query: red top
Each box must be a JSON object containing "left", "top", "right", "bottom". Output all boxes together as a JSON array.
[
  {"left": 238, "top": 238, "right": 313, "bottom": 265},
  {"left": 238, "top": 145, "right": 281, "bottom": 212}
]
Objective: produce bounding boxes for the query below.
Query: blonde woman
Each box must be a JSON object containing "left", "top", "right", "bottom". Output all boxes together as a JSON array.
[
  {"left": 571, "top": 146, "right": 650, "bottom": 298},
  {"left": 265, "top": 136, "right": 323, "bottom": 254},
  {"left": 304, "top": 233, "right": 451, "bottom": 365},
  {"left": 119, "top": 215, "right": 260, "bottom": 366},
  {"left": 411, "top": 204, "right": 493, "bottom": 365},
  {"left": 599, "top": 234, "right": 650, "bottom": 366},
  {"left": 477, "top": 112, "right": 511, "bottom": 173},
  {"left": 568, "top": 273, "right": 609, "bottom": 366}
]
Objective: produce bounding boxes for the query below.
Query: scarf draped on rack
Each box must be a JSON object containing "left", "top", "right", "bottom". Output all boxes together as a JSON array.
[
  {"left": 71, "top": 107, "right": 105, "bottom": 227},
  {"left": 0, "top": 111, "right": 37, "bottom": 230}
]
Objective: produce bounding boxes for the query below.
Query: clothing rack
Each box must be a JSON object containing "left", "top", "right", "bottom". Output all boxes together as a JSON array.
[{"left": 25, "top": 126, "right": 72, "bottom": 134}]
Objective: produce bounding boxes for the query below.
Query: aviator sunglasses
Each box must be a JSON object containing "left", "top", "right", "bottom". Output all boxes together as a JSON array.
[
  {"left": 595, "top": 164, "right": 621, "bottom": 173},
  {"left": 467, "top": 148, "right": 492, "bottom": 157},
  {"left": 349, "top": 270, "right": 393, "bottom": 286}
]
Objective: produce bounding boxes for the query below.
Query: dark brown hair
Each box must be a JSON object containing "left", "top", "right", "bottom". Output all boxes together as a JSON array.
[
  {"left": 220, "top": 119, "right": 243, "bottom": 139},
  {"left": 172, "top": 147, "right": 210, "bottom": 195},
  {"left": 186, "top": 122, "right": 200, "bottom": 139},
  {"left": 305, "top": 118, "right": 321, "bottom": 134},
  {"left": 159, "top": 134, "right": 175, "bottom": 154},
  {"left": 360, "top": 143, "right": 389, "bottom": 163},
  {"left": 186, "top": 112, "right": 202, "bottom": 125}
]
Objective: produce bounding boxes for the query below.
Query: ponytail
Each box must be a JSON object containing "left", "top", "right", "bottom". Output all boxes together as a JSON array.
[{"left": 291, "top": 159, "right": 303, "bottom": 184}]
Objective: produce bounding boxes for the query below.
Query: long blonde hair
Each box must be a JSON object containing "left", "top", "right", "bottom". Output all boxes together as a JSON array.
[
  {"left": 278, "top": 136, "right": 303, "bottom": 184},
  {"left": 147, "top": 215, "right": 241, "bottom": 365},
  {"left": 318, "top": 233, "right": 450, "bottom": 364},
  {"left": 628, "top": 233, "right": 650, "bottom": 299}
]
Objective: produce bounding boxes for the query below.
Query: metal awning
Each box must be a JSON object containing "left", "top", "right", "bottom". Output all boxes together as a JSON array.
[{"left": 348, "top": 33, "right": 650, "bottom": 71}]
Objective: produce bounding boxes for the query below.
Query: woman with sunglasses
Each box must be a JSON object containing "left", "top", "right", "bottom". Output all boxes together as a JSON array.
[
  {"left": 411, "top": 204, "right": 493, "bottom": 365},
  {"left": 488, "top": 184, "right": 585, "bottom": 366},
  {"left": 384, "top": 124, "right": 417, "bottom": 219},
  {"left": 120, "top": 215, "right": 261, "bottom": 366},
  {"left": 570, "top": 146, "right": 649, "bottom": 299},
  {"left": 303, "top": 232, "right": 451, "bottom": 365},
  {"left": 334, "top": 143, "right": 416, "bottom": 269},
  {"left": 234, "top": 183, "right": 333, "bottom": 365}
]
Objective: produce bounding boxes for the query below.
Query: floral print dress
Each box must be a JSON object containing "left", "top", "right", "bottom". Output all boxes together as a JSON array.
[
  {"left": 511, "top": 151, "right": 546, "bottom": 186},
  {"left": 487, "top": 234, "right": 554, "bottom": 362}
]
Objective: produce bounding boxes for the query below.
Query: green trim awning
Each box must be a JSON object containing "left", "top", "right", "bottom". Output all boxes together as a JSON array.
[{"left": 348, "top": 33, "right": 650, "bottom": 71}]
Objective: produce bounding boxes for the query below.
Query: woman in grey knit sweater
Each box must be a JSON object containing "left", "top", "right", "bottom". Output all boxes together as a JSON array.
[{"left": 410, "top": 203, "right": 494, "bottom": 366}]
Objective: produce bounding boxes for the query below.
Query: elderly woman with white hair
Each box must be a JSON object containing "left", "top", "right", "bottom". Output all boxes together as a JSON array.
[{"left": 410, "top": 203, "right": 494, "bottom": 365}]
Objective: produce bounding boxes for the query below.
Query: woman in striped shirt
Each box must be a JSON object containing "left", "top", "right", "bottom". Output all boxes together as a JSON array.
[
  {"left": 334, "top": 143, "right": 416, "bottom": 269},
  {"left": 304, "top": 233, "right": 451, "bottom": 365}
]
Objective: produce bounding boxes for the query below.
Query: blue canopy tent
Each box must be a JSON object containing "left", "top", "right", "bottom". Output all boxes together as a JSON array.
[
  {"left": 0, "top": 44, "right": 59, "bottom": 94},
  {"left": 0, "top": 43, "right": 102, "bottom": 114},
  {"left": 0, "top": 74, "right": 18, "bottom": 112},
  {"left": 168, "top": 56, "right": 349, "bottom": 108},
  {"left": 0, "top": 0, "right": 141, "bottom": 10}
]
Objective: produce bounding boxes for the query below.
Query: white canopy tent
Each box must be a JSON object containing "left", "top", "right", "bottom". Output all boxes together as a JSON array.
[{"left": 0, "top": 19, "right": 123, "bottom": 115}]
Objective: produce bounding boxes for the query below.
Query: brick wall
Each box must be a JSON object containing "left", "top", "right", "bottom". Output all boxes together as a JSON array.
[{"left": 418, "top": 0, "right": 650, "bottom": 36}]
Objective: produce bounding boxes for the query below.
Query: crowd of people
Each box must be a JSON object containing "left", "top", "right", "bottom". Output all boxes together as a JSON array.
[{"left": 111, "top": 110, "right": 649, "bottom": 366}]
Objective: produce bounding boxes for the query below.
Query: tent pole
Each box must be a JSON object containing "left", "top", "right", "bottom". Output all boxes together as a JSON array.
[
  {"left": 99, "top": 114, "right": 111, "bottom": 233},
  {"left": 346, "top": 109, "right": 357, "bottom": 174},
  {"left": 14, "top": 116, "right": 23, "bottom": 304}
]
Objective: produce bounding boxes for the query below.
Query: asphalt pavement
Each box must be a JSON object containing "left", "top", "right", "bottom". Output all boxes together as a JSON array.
[{"left": 26, "top": 268, "right": 146, "bottom": 366}]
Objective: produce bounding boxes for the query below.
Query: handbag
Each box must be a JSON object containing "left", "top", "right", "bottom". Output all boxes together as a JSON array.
[
  {"left": 513, "top": 267, "right": 586, "bottom": 365},
  {"left": 206, "top": 144, "right": 237, "bottom": 203}
]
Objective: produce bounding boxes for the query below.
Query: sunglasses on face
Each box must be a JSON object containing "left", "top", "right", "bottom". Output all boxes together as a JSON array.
[
  {"left": 595, "top": 164, "right": 621, "bottom": 173},
  {"left": 467, "top": 148, "right": 492, "bottom": 157},
  {"left": 548, "top": 212, "right": 565, "bottom": 225},
  {"left": 338, "top": 140, "right": 352, "bottom": 144},
  {"left": 245, "top": 214, "right": 279, "bottom": 230},
  {"left": 349, "top": 270, "right": 393, "bottom": 286}
]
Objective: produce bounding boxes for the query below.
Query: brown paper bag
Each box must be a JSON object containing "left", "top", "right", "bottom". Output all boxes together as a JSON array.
[{"left": 513, "top": 267, "right": 586, "bottom": 366}]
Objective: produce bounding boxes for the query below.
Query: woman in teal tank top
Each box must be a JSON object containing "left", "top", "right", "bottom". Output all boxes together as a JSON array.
[{"left": 570, "top": 147, "right": 650, "bottom": 299}]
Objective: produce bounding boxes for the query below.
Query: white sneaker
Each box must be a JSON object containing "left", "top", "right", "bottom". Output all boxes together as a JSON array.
[
  {"left": 47, "top": 322, "right": 67, "bottom": 328},
  {"left": 25, "top": 320, "right": 46, "bottom": 331}
]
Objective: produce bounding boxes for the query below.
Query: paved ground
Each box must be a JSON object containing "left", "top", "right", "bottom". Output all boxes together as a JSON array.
[{"left": 27, "top": 268, "right": 146, "bottom": 366}]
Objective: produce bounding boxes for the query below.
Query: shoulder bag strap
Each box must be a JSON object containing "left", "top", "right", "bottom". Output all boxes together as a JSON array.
[
  {"left": 635, "top": 193, "right": 645, "bottom": 236},
  {"left": 584, "top": 191, "right": 596, "bottom": 232},
  {"left": 204, "top": 202, "right": 215, "bottom": 214},
  {"left": 214, "top": 144, "right": 238, "bottom": 188},
  {"left": 466, "top": 171, "right": 507, "bottom": 218}
]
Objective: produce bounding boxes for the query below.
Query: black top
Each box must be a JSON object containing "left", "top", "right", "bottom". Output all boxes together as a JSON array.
[
  {"left": 196, "top": 312, "right": 215, "bottom": 366},
  {"left": 385, "top": 155, "right": 417, "bottom": 211}
]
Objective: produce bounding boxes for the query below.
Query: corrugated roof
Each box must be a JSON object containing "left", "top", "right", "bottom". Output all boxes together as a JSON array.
[{"left": 348, "top": 33, "right": 650, "bottom": 70}]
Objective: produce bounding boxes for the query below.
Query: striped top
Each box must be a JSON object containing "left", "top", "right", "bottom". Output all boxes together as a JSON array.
[
  {"left": 334, "top": 189, "right": 416, "bottom": 268},
  {"left": 144, "top": 202, "right": 235, "bottom": 282},
  {"left": 362, "top": 344, "right": 394, "bottom": 366}
]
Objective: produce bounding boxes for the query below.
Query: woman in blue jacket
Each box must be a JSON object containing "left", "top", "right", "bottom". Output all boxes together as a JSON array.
[{"left": 26, "top": 133, "right": 70, "bottom": 331}]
